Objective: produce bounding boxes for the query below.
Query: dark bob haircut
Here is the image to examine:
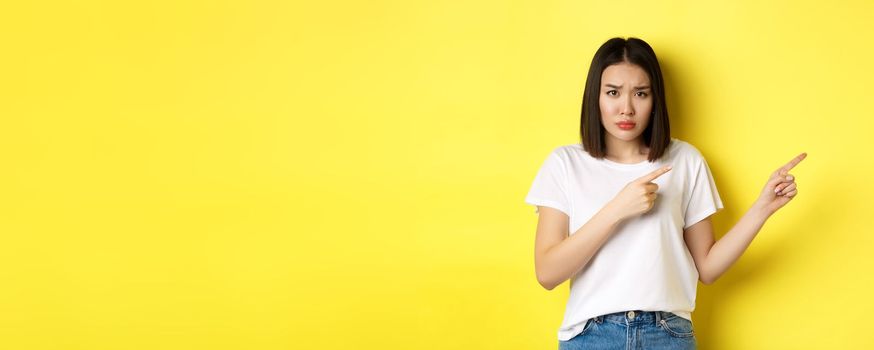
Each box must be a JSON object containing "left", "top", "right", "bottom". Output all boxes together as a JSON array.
[{"left": 580, "top": 37, "right": 670, "bottom": 162}]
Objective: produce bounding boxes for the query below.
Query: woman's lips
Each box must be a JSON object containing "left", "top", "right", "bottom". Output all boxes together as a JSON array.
[{"left": 617, "top": 122, "right": 636, "bottom": 130}]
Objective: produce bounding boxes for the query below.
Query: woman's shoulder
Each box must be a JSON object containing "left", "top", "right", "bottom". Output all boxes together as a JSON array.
[
  {"left": 667, "top": 138, "right": 709, "bottom": 165},
  {"left": 546, "top": 143, "right": 586, "bottom": 159}
]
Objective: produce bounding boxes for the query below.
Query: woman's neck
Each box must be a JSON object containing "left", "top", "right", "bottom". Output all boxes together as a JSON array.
[{"left": 605, "top": 137, "right": 649, "bottom": 163}]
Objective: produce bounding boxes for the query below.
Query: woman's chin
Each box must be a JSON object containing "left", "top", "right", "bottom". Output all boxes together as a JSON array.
[{"left": 607, "top": 130, "right": 643, "bottom": 141}]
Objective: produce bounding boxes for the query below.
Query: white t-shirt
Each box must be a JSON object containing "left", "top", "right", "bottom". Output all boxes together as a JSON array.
[{"left": 525, "top": 138, "right": 723, "bottom": 341}]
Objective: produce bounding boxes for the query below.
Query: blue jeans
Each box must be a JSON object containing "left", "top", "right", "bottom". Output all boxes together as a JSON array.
[{"left": 558, "top": 311, "right": 696, "bottom": 350}]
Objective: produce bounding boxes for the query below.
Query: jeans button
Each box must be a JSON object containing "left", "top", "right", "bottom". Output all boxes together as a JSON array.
[{"left": 628, "top": 311, "right": 636, "bottom": 319}]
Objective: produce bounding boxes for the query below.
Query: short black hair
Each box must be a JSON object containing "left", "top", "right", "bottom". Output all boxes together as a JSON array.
[{"left": 579, "top": 37, "right": 671, "bottom": 162}]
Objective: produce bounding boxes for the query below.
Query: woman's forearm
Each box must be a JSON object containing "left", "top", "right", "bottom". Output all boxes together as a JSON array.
[
  {"left": 699, "top": 153, "right": 806, "bottom": 284},
  {"left": 537, "top": 206, "right": 622, "bottom": 290},
  {"left": 700, "top": 203, "right": 773, "bottom": 284}
]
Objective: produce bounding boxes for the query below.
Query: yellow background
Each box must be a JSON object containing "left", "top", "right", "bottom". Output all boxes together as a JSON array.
[{"left": 1, "top": 0, "right": 871, "bottom": 349}]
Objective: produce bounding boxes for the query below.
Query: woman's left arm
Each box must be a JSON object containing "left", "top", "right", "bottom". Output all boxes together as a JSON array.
[{"left": 684, "top": 153, "right": 807, "bottom": 285}]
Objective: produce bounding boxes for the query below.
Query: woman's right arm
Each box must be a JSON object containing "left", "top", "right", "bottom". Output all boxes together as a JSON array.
[
  {"left": 534, "top": 205, "right": 622, "bottom": 290},
  {"left": 534, "top": 165, "right": 672, "bottom": 290}
]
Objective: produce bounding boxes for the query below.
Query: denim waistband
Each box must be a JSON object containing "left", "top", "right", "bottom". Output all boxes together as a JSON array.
[{"left": 593, "top": 310, "right": 676, "bottom": 325}]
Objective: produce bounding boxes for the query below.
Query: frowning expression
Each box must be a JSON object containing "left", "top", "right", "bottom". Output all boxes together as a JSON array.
[{"left": 599, "top": 62, "right": 653, "bottom": 143}]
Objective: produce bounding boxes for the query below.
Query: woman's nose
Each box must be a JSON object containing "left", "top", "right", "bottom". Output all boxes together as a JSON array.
[{"left": 620, "top": 96, "right": 634, "bottom": 116}]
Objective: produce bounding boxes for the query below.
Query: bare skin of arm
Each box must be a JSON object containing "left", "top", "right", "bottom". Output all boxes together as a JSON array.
[
  {"left": 684, "top": 153, "right": 806, "bottom": 284},
  {"left": 534, "top": 206, "right": 619, "bottom": 290}
]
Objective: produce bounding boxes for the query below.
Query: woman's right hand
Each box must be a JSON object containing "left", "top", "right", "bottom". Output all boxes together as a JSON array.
[{"left": 605, "top": 165, "right": 672, "bottom": 222}]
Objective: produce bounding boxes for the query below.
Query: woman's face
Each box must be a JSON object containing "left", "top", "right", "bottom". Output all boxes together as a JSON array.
[{"left": 599, "top": 62, "right": 653, "bottom": 144}]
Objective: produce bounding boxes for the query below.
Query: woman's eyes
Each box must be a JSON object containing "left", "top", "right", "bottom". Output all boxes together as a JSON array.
[{"left": 604, "top": 90, "right": 649, "bottom": 97}]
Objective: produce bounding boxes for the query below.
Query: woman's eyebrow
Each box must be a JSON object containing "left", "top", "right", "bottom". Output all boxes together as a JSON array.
[{"left": 604, "top": 84, "right": 651, "bottom": 90}]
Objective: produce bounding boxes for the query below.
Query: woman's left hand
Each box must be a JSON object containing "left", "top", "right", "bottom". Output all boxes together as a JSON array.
[{"left": 754, "top": 152, "right": 807, "bottom": 215}]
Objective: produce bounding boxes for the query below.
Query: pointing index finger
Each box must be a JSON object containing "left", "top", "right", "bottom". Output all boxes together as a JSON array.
[
  {"left": 638, "top": 165, "right": 672, "bottom": 183},
  {"left": 778, "top": 152, "right": 807, "bottom": 175}
]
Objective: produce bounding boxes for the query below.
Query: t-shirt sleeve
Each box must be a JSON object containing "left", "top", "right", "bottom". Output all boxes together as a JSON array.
[
  {"left": 525, "top": 149, "right": 570, "bottom": 216},
  {"left": 683, "top": 156, "right": 724, "bottom": 229}
]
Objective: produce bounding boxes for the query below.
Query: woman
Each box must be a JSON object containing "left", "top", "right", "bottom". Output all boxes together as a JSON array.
[{"left": 524, "top": 37, "right": 805, "bottom": 349}]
